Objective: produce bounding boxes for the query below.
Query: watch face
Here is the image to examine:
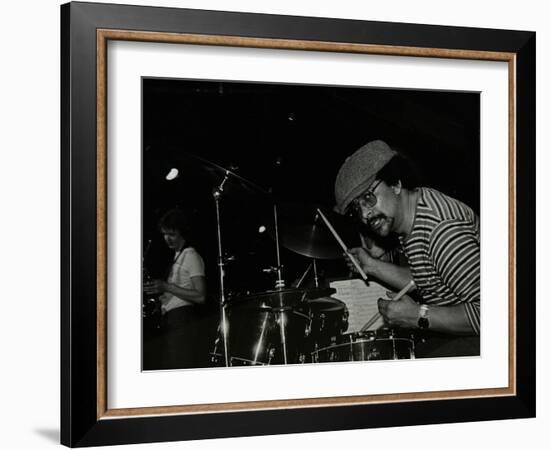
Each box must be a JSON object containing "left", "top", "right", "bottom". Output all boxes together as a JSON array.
[{"left": 418, "top": 317, "right": 430, "bottom": 329}]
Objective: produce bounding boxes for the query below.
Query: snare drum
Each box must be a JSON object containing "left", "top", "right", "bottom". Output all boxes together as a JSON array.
[{"left": 312, "top": 329, "right": 416, "bottom": 363}]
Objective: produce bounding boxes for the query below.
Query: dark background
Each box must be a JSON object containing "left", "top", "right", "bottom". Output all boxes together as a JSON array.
[{"left": 142, "top": 78, "right": 480, "bottom": 300}]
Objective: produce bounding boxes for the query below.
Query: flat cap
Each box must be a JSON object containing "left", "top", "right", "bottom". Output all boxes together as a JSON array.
[{"left": 334, "top": 140, "right": 396, "bottom": 214}]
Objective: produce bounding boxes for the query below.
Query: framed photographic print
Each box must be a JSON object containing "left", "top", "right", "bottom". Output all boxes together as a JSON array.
[{"left": 61, "top": 1, "right": 535, "bottom": 447}]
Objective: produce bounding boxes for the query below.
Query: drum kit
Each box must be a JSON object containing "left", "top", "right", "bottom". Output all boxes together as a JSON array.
[
  {"left": 213, "top": 289, "right": 349, "bottom": 366},
  {"left": 156, "top": 153, "right": 417, "bottom": 366}
]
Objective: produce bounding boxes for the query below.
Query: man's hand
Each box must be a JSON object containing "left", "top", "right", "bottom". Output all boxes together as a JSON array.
[
  {"left": 345, "top": 247, "right": 377, "bottom": 274},
  {"left": 377, "top": 292, "right": 420, "bottom": 329},
  {"left": 362, "top": 234, "right": 389, "bottom": 259},
  {"left": 143, "top": 279, "right": 168, "bottom": 295}
]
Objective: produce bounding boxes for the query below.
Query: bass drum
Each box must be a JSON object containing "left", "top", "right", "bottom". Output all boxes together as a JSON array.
[
  {"left": 312, "top": 329, "right": 416, "bottom": 363},
  {"left": 223, "top": 289, "right": 310, "bottom": 366}
]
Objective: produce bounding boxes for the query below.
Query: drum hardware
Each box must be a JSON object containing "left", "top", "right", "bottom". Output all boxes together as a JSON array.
[
  {"left": 295, "top": 259, "right": 321, "bottom": 289},
  {"left": 262, "top": 265, "right": 284, "bottom": 275},
  {"left": 259, "top": 202, "right": 293, "bottom": 362},
  {"left": 272, "top": 203, "right": 286, "bottom": 290},
  {"left": 312, "top": 259, "right": 320, "bottom": 288},
  {"left": 295, "top": 262, "right": 312, "bottom": 288},
  {"left": 223, "top": 254, "right": 237, "bottom": 263}
]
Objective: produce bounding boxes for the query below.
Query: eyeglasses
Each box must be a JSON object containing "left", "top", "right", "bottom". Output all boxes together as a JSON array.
[{"left": 349, "top": 179, "right": 383, "bottom": 216}]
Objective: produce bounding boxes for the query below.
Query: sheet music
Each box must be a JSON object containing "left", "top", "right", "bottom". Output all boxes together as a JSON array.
[{"left": 329, "top": 279, "right": 390, "bottom": 332}]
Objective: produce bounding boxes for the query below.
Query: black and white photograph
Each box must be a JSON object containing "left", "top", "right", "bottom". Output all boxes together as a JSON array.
[
  {"left": 0, "top": 0, "right": 545, "bottom": 445},
  {"left": 141, "top": 78, "right": 481, "bottom": 371}
]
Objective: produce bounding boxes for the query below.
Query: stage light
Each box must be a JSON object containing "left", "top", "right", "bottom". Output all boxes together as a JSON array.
[
  {"left": 258, "top": 225, "right": 266, "bottom": 234},
  {"left": 165, "top": 168, "right": 179, "bottom": 181}
]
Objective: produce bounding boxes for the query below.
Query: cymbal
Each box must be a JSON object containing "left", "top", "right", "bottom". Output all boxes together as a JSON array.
[
  {"left": 227, "top": 288, "right": 307, "bottom": 310},
  {"left": 182, "top": 152, "right": 270, "bottom": 197},
  {"left": 227, "top": 286, "right": 336, "bottom": 309},
  {"left": 267, "top": 203, "right": 360, "bottom": 260}
]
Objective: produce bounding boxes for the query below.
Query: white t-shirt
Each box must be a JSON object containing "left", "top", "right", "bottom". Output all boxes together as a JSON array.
[{"left": 160, "top": 247, "right": 205, "bottom": 312}]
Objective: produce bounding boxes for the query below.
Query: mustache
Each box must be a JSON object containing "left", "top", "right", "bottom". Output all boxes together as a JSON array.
[
  {"left": 367, "top": 213, "right": 386, "bottom": 223},
  {"left": 366, "top": 214, "right": 389, "bottom": 228}
]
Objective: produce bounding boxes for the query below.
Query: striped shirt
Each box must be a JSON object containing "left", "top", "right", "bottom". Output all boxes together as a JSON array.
[{"left": 399, "top": 188, "right": 480, "bottom": 335}]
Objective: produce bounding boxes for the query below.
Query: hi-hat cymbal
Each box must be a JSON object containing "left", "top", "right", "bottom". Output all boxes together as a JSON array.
[{"left": 267, "top": 203, "right": 360, "bottom": 260}]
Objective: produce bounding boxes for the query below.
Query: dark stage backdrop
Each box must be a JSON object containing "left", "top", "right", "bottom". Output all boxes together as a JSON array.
[{"left": 142, "top": 78, "right": 480, "bottom": 300}]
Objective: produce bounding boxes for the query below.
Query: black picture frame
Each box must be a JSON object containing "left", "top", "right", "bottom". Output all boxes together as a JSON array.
[{"left": 61, "top": 1, "right": 535, "bottom": 447}]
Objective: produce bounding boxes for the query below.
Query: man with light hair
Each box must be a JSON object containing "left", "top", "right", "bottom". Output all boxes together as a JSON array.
[{"left": 143, "top": 208, "right": 207, "bottom": 369}]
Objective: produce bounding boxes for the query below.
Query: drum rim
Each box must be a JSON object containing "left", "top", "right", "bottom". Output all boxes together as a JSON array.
[
  {"left": 306, "top": 297, "right": 347, "bottom": 312},
  {"left": 311, "top": 337, "right": 415, "bottom": 355}
]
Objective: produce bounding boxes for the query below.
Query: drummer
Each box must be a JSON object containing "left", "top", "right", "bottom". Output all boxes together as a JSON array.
[{"left": 334, "top": 140, "right": 480, "bottom": 354}]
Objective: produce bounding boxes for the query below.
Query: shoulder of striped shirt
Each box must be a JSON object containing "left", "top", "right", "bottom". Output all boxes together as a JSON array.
[
  {"left": 428, "top": 218, "right": 479, "bottom": 250},
  {"left": 421, "top": 187, "right": 475, "bottom": 222}
]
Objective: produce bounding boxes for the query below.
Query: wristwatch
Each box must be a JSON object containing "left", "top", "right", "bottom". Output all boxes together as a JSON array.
[{"left": 417, "top": 304, "right": 430, "bottom": 330}]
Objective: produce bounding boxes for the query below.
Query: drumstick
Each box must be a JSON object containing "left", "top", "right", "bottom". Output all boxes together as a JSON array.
[
  {"left": 360, "top": 279, "right": 416, "bottom": 332},
  {"left": 316, "top": 208, "right": 369, "bottom": 281}
]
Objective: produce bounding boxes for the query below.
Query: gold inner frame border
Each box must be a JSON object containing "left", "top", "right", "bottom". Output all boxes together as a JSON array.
[{"left": 95, "top": 28, "right": 517, "bottom": 420}]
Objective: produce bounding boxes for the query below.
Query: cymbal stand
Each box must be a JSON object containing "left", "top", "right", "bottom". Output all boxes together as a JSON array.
[
  {"left": 295, "top": 259, "right": 319, "bottom": 288},
  {"left": 213, "top": 171, "right": 230, "bottom": 367},
  {"left": 295, "top": 263, "right": 312, "bottom": 288},
  {"left": 271, "top": 203, "right": 290, "bottom": 364},
  {"left": 312, "top": 259, "right": 320, "bottom": 288},
  {"left": 272, "top": 203, "right": 285, "bottom": 289}
]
